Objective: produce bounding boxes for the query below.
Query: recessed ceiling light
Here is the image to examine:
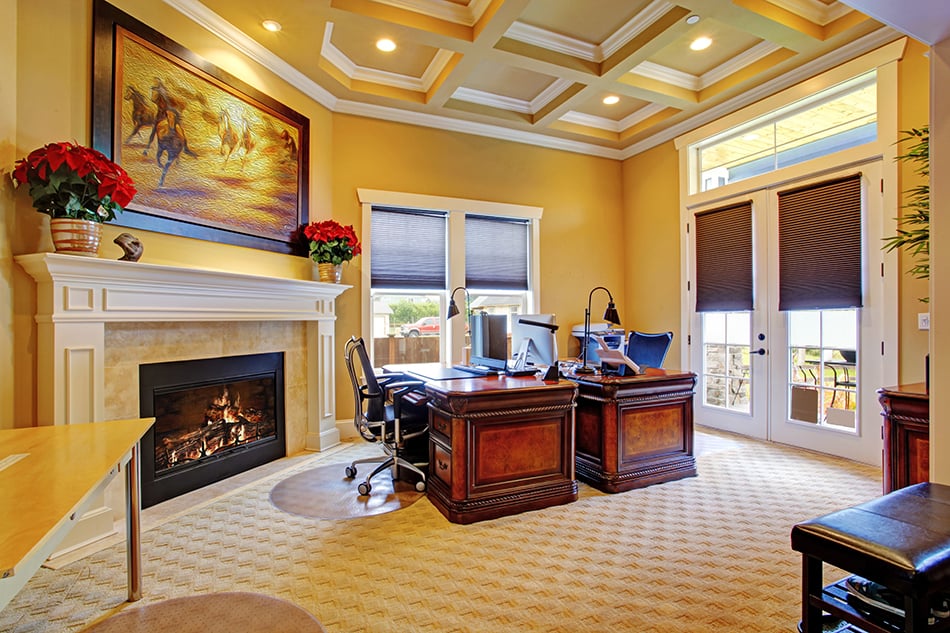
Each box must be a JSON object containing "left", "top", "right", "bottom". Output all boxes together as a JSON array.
[
  {"left": 376, "top": 38, "right": 397, "bottom": 52},
  {"left": 690, "top": 36, "right": 712, "bottom": 51},
  {"left": 686, "top": 15, "right": 701, "bottom": 25},
  {"left": 262, "top": 20, "right": 282, "bottom": 32},
  {"left": 603, "top": 95, "right": 620, "bottom": 105}
]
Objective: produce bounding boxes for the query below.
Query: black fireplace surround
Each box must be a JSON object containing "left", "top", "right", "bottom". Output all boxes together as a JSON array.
[{"left": 139, "top": 352, "right": 285, "bottom": 508}]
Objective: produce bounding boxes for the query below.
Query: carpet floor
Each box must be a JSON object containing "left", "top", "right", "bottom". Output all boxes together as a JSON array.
[{"left": 0, "top": 427, "right": 881, "bottom": 633}]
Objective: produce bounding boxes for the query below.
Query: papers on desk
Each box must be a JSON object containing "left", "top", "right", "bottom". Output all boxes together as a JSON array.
[
  {"left": 0, "top": 453, "right": 27, "bottom": 473},
  {"left": 592, "top": 336, "right": 640, "bottom": 374}
]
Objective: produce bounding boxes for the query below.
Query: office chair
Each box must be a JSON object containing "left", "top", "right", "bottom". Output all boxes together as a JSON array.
[
  {"left": 343, "top": 336, "right": 428, "bottom": 495},
  {"left": 618, "top": 331, "right": 674, "bottom": 376}
]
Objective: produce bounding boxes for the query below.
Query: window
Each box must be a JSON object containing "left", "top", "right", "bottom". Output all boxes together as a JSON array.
[
  {"left": 694, "top": 72, "right": 877, "bottom": 193},
  {"left": 359, "top": 190, "right": 542, "bottom": 367}
]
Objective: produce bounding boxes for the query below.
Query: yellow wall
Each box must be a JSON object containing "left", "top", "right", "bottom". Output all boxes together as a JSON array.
[
  {"left": 620, "top": 142, "right": 683, "bottom": 363},
  {"left": 896, "top": 38, "right": 931, "bottom": 384},
  {"left": 0, "top": 0, "right": 933, "bottom": 430}
]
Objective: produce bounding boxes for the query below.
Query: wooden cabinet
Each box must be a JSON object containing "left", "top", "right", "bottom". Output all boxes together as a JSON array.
[
  {"left": 567, "top": 369, "right": 697, "bottom": 493},
  {"left": 878, "top": 382, "right": 929, "bottom": 493},
  {"left": 424, "top": 375, "right": 578, "bottom": 524}
]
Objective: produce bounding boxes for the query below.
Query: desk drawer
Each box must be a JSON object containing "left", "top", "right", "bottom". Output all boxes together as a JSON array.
[
  {"left": 431, "top": 414, "right": 452, "bottom": 443},
  {"left": 432, "top": 442, "right": 452, "bottom": 487}
]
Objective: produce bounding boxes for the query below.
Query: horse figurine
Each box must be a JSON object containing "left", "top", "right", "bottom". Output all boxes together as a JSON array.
[
  {"left": 123, "top": 86, "right": 155, "bottom": 144},
  {"left": 154, "top": 108, "right": 197, "bottom": 187},
  {"left": 218, "top": 110, "right": 240, "bottom": 163}
]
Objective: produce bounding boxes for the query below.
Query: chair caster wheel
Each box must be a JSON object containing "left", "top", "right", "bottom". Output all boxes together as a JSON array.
[
  {"left": 415, "top": 480, "right": 426, "bottom": 492},
  {"left": 358, "top": 481, "right": 372, "bottom": 495},
  {"left": 345, "top": 466, "right": 357, "bottom": 479}
]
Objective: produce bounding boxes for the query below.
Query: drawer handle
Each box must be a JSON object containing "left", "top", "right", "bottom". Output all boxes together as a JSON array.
[{"left": 438, "top": 460, "right": 448, "bottom": 471}]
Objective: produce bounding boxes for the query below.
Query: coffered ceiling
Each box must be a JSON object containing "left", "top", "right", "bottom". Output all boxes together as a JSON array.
[{"left": 164, "top": 0, "right": 902, "bottom": 159}]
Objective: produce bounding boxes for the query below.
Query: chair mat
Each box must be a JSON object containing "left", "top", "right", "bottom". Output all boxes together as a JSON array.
[
  {"left": 80, "top": 592, "right": 325, "bottom": 632},
  {"left": 268, "top": 461, "right": 424, "bottom": 519}
]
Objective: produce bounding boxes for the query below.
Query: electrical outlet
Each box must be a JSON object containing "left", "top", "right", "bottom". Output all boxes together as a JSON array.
[{"left": 918, "top": 313, "right": 930, "bottom": 330}]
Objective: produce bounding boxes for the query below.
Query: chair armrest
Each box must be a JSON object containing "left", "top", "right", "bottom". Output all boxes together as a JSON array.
[{"left": 389, "top": 380, "right": 428, "bottom": 419}]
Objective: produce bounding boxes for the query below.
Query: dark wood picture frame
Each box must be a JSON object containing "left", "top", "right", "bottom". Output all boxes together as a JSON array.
[{"left": 91, "top": 0, "right": 309, "bottom": 255}]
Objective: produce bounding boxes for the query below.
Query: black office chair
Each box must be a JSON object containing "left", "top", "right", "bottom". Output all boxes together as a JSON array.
[
  {"left": 618, "top": 331, "right": 674, "bottom": 376},
  {"left": 343, "top": 336, "right": 428, "bottom": 495}
]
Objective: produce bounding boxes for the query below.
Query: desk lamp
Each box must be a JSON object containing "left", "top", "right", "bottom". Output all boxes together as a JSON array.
[
  {"left": 446, "top": 286, "right": 470, "bottom": 362},
  {"left": 575, "top": 286, "right": 621, "bottom": 374}
]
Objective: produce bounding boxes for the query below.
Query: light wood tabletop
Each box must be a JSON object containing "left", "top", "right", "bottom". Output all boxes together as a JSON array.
[{"left": 0, "top": 417, "right": 154, "bottom": 611}]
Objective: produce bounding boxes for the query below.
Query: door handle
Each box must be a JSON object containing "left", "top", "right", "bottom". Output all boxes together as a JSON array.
[{"left": 755, "top": 348, "right": 766, "bottom": 356}]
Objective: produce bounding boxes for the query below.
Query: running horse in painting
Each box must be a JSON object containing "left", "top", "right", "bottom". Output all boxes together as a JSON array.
[
  {"left": 217, "top": 110, "right": 240, "bottom": 163},
  {"left": 154, "top": 108, "right": 197, "bottom": 187},
  {"left": 123, "top": 86, "right": 155, "bottom": 144},
  {"left": 144, "top": 80, "right": 187, "bottom": 157}
]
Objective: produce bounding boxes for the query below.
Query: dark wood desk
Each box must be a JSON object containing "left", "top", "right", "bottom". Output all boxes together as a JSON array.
[
  {"left": 564, "top": 368, "right": 697, "bottom": 493},
  {"left": 389, "top": 365, "right": 578, "bottom": 524},
  {"left": 878, "top": 382, "right": 929, "bottom": 493}
]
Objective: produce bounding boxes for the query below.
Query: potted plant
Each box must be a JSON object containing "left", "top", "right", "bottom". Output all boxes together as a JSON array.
[
  {"left": 301, "top": 219, "right": 362, "bottom": 282},
  {"left": 883, "top": 127, "right": 929, "bottom": 298},
  {"left": 11, "top": 141, "right": 137, "bottom": 256}
]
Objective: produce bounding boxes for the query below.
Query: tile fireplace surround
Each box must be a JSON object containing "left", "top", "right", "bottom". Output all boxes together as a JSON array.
[{"left": 15, "top": 252, "right": 348, "bottom": 554}]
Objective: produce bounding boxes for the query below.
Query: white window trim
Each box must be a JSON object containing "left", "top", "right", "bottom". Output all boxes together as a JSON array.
[
  {"left": 356, "top": 189, "right": 543, "bottom": 361},
  {"left": 674, "top": 40, "right": 903, "bottom": 379}
]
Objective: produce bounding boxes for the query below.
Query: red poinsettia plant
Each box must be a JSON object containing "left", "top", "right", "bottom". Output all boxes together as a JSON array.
[
  {"left": 302, "top": 219, "right": 362, "bottom": 265},
  {"left": 11, "top": 141, "right": 137, "bottom": 223}
]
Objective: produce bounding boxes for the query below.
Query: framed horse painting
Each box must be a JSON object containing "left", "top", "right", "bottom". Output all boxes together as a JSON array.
[{"left": 91, "top": 0, "right": 309, "bottom": 255}]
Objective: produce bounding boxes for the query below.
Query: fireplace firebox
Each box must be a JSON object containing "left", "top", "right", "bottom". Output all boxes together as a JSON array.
[{"left": 139, "top": 352, "right": 285, "bottom": 508}]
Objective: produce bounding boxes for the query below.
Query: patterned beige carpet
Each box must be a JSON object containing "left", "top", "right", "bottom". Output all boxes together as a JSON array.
[{"left": 0, "top": 428, "right": 881, "bottom": 633}]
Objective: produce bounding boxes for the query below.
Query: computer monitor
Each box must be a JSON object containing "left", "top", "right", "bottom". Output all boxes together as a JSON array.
[
  {"left": 468, "top": 313, "right": 508, "bottom": 371},
  {"left": 510, "top": 314, "right": 558, "bottom": 369}
]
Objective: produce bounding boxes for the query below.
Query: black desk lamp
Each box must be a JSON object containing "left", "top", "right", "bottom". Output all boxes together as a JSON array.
[
  {"left": 446, "top": 286, "right": 470, "bottom": 321},
  {"left": 575, "top": 286, "right": 621, "bottom": 374}
]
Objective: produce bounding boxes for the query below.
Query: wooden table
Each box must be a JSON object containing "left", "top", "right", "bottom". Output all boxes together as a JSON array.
[
  {"left": 565, "top": 368, "right": 697, "bottom": 493},
  {"left": 878, "top": 382, "right": 929, "bottom": 493},
  {"left": 407, "top": 370, "right": 578, "bottom": 524},
  {"left": 0, "top": 418, "right": 154, "bottom": 611}
]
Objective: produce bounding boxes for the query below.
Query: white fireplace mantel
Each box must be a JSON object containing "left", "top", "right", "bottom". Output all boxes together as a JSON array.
[{"left": 16, "top": 253, "right": 348, "bottom": 450}]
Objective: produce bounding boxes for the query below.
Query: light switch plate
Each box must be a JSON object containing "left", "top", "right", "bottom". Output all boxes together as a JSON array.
[{"left": 918, "top": 313, "right": 930, "bottom": 330}]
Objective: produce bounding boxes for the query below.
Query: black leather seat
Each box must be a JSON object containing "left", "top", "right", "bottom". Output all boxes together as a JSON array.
[{"left": 791, "top": 482, "right": 950, "bottom": 631}]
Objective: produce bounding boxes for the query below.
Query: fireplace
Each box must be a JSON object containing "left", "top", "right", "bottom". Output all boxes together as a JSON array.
[{"left": 139, "top": 352, "right": 286, "bottom": 508}]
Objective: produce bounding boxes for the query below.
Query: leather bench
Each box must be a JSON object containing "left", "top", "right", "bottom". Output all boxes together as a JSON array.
[{"left": 791, "top": 482, "right": 950, "bottom": 632}]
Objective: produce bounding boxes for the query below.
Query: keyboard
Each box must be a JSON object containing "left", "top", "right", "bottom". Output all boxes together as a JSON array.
[{"left": 452, "top": 364, "right": 501, "bottom": 376}]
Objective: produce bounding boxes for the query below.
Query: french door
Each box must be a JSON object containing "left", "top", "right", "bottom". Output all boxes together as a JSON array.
[{"left": 688, "top": 162, "right": 889, "bottom": 464}]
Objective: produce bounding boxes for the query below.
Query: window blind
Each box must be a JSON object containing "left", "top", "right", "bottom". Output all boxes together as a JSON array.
[
  {"left": 694, "top": 201, "right": 753, "bottom": 312},
  {"left": 465, "top": 215, "right": 529, "bottom": 290},
  {"left": 370, "top": 207, "right": 447, "bottom": 289},
  {"left": 777, "top": 174, "right": 862, "bottom": 310}
]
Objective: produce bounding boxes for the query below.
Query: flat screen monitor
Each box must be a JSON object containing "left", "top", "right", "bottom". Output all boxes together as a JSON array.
[
  {"left": 511, "top": 314, "right": 558, "bottom": 368},
  {"left": 468, "top": 313, "right": 508, "bottom": 371}
]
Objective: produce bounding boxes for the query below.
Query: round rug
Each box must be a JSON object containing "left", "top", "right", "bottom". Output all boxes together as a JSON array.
[
  {"left": 81, "top": 592, "right": 325, "bottom": 633},
  {"left": 269, "top": 462, "right": 424, "bottom": 519}
]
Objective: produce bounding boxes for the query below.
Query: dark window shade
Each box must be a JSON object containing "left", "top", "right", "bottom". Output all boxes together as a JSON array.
[
  {"left": 695, "top": 202, "right": 753, "bottom": 312},
  {"left": 370, "top": 207, "right": 447, "bottom": 289},
  {"left": 778, "top": 174, "right": 862, "bottom": 310},
  {"left": 465, "top": 215, "right": 529, "bottom": 290}
]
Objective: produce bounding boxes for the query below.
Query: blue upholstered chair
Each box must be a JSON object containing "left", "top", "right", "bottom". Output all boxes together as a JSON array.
[{"left": 617, "top": 331, "right": 673, "bottom": 376}]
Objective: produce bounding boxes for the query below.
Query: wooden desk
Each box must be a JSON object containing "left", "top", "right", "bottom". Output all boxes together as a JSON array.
[
  {"left": 878, "top": 382, "right": 929, "bottom": 493},
  {"left": 392, "top": 367, "right": 578, "bottom": 524},
  {"left": 0, "top": 418, "right": 154, "bottom": 610},
  {"left": 565, "top": 368, "right": 697, "bottom": 493}
]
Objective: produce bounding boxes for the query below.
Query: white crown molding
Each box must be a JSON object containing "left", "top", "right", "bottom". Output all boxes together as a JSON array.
[
  {"left": 623, "top": 27, "right": 903, "bottom": 158},
  {"left": 370, "top": 0, "right": 492, "bottom": 27},
  {"left": 452, "top": 87, "right": 533, "bottom": 114},
  {"left": 630, "top": 41, "right": 782, "bottom": 92},
  {"left": 504, "top": 21, "right": 599, "bottom": 61},
  {"left": 631, "top": 61, "right": 699, "bottom": 90},
  {"left": 505, "top": 0, "right": 674, "bottom": 63},
  {"left": 771, "top": 0, "right": 854, "bottom": 25},
  {"left": 336, "top": 99, "right": 623, "bottom": 159},
  {"left": 452, "top": 78, "right": 573, "bottom": 114},
  {"left": 560, "top": 101, "right": 668, "bottom": 133},
  {"left": 321, "top": 23, "right": 453, "bottom": 92},
  {"left": 162, "top": 0, "right": 338, "bottom": 109},
  {"left": 599, "top": 0, "right": 676, "bottom": 60}
]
